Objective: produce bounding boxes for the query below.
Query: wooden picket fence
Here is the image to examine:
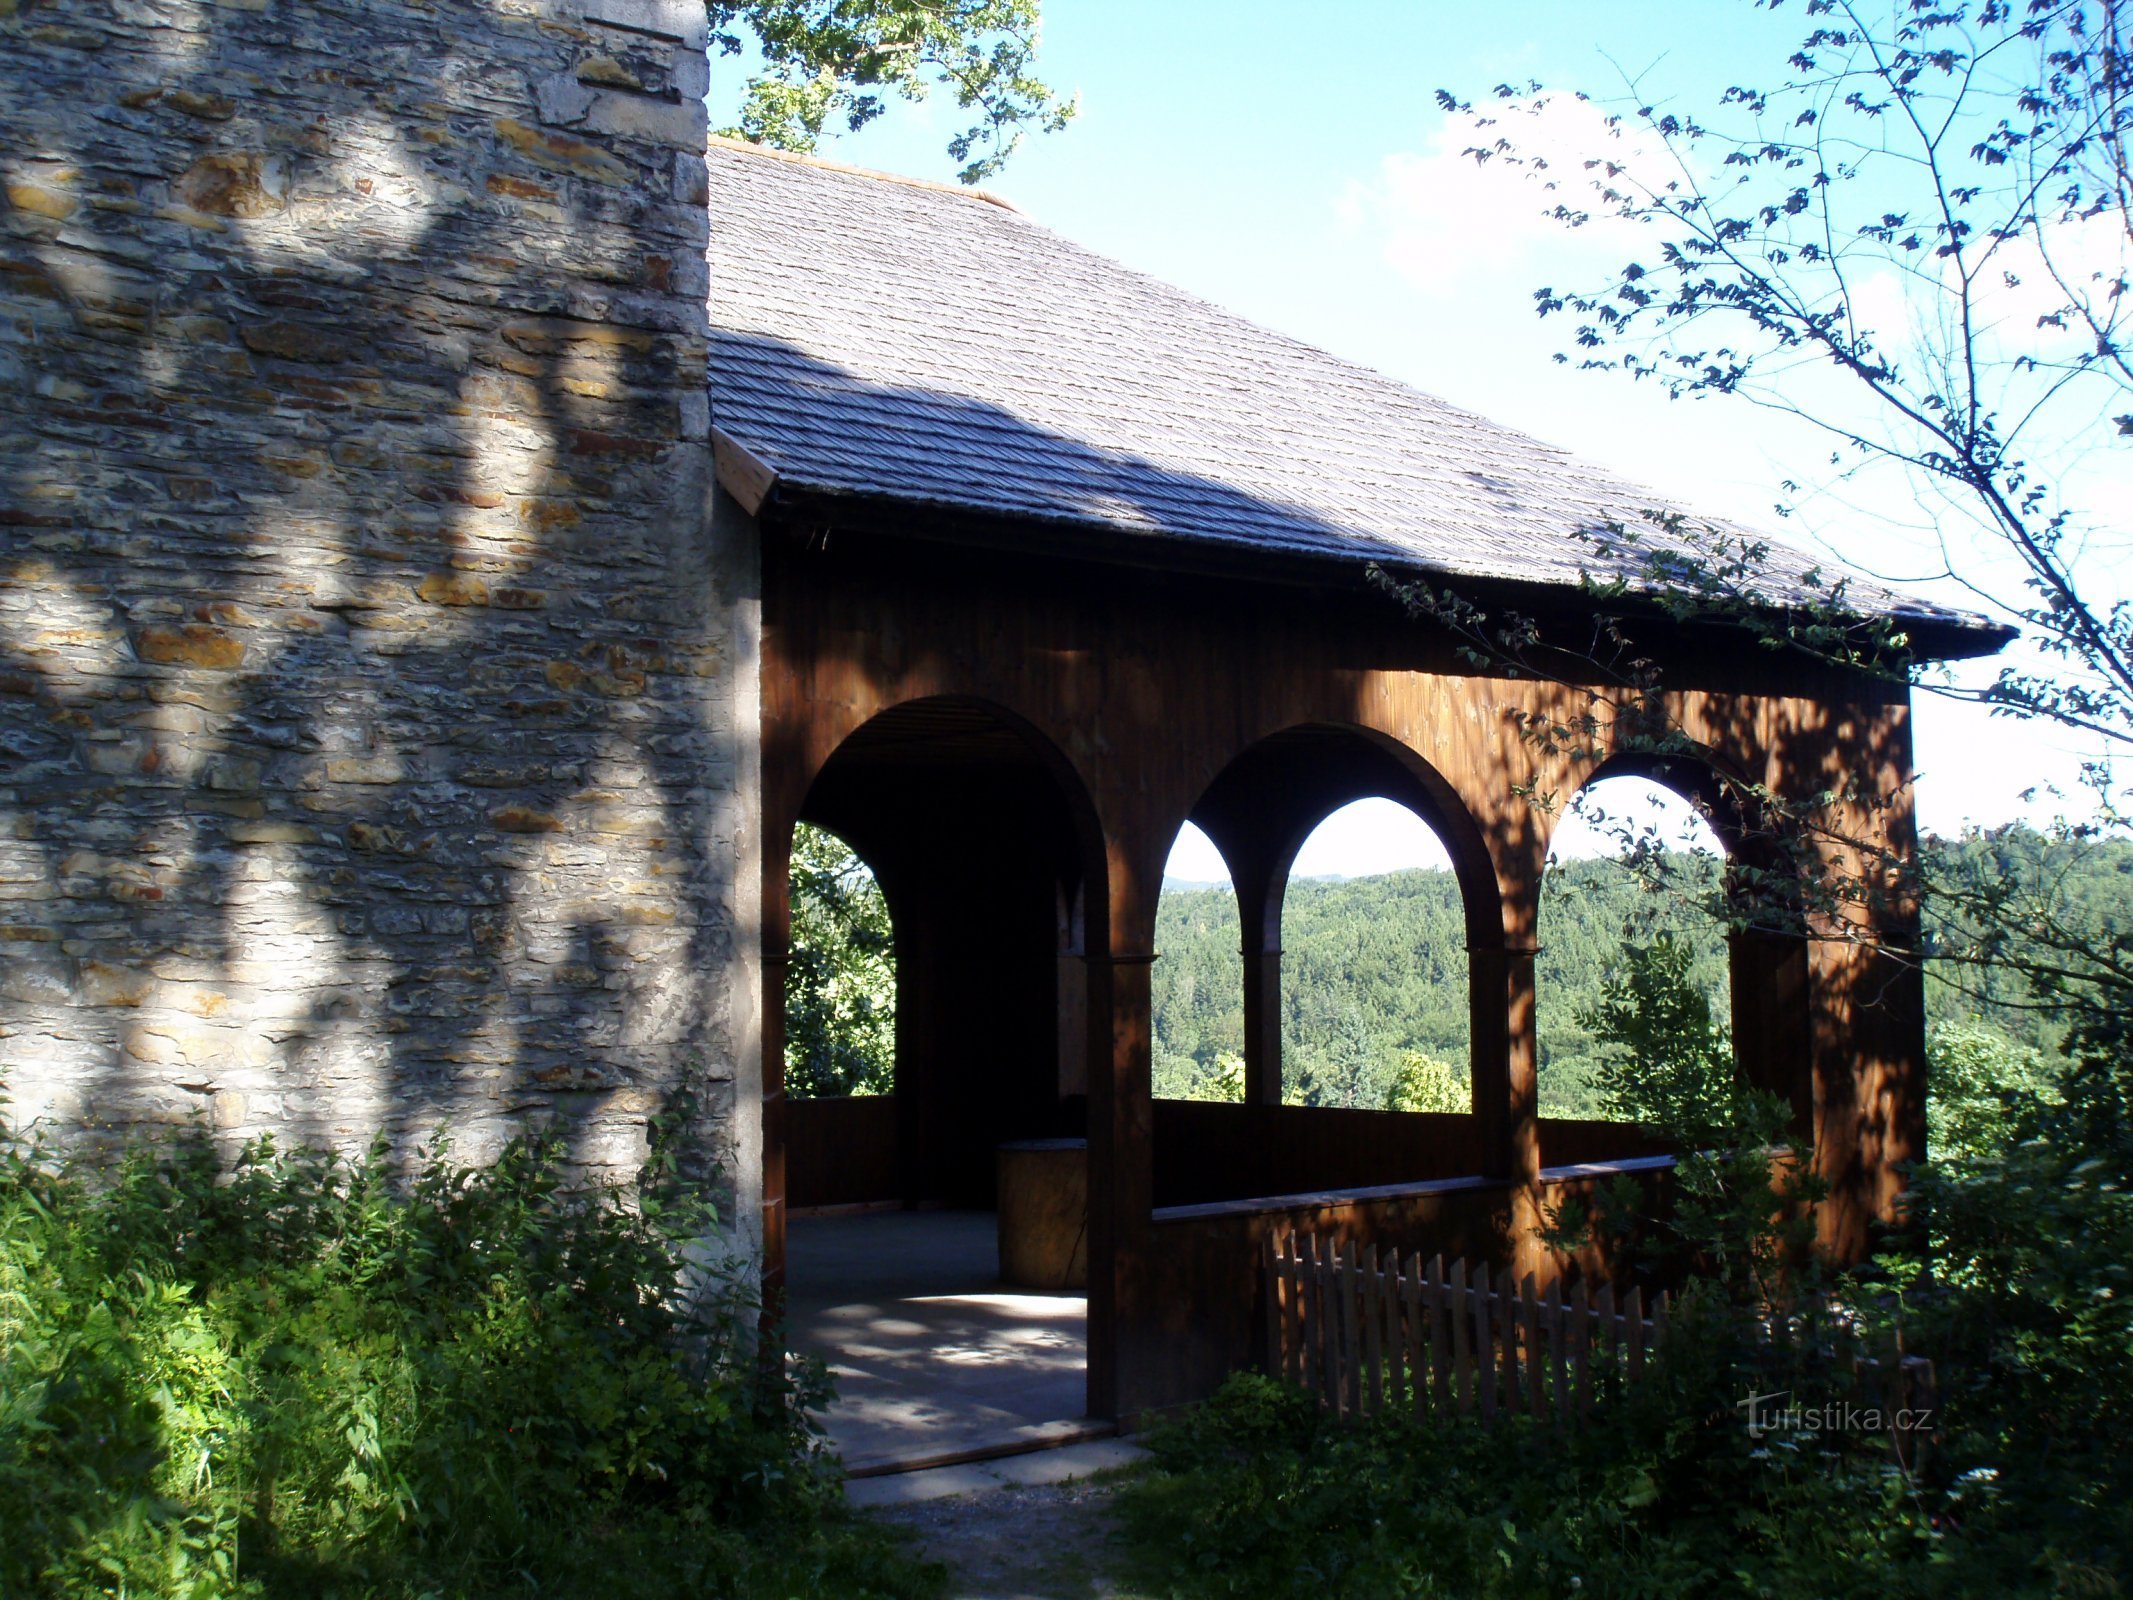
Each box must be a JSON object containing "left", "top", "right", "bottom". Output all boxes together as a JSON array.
[{"left": 1264, "top": 1231, "right": 1669, "bottom": 1424}]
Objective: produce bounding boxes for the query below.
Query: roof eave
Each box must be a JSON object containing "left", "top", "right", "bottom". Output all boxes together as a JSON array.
[{"left": 750, "top": 479, "right": 2016, "bottom": 664}]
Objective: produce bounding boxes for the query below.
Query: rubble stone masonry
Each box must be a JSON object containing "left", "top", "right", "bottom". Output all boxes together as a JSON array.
[{"left": 0, "top": 0, "right": 758, "bottom": 1227}]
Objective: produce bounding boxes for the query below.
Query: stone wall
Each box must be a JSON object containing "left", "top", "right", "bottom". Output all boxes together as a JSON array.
[{"left": 0, "top": 0, "right": 756, "bottom": 1227}]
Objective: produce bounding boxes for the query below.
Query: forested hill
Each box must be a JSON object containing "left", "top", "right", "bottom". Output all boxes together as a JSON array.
[
  {"left": 1150, "top": 833, "right": 2131, "bottom": 1118},
  {"left": 1152, "top": 854, "right": 1726, "bottom": 1116}
]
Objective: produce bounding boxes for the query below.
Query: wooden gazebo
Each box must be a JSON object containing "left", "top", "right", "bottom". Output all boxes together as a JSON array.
[{"left": 703, "top": 139, "right": 2008, "bottom": 1421}]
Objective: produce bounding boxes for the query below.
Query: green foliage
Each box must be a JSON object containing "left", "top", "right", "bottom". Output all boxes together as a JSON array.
[
  {"left": 787, "top": 822, "right": 897, "bottom": 1099},
  {"left": 1580, "top": 935, "right": 1735, "bottom": 1137},
  {"left": 1924, "top": 1020, "right": 2060, "bottom": 1166},
  {"left": 1150, "top": 879, "right": 1245, "bottom": 1102},
  {"left": 0, "top": 1122, "right": 939, "bottom": 1600},
  {"left": 1156, "top": 1050, "right": 1245, "bottom": 1105},
  {"left": 1382, "top": 1051, "right": 1467, "bottom": 1115},
  {"left": 709, "top": 0, "right": 1077, "bottom": 183},
  {"left": 1538, "top": 853, "right": 1732, "bottom": 1119},
  {"left": 1118, "top": 1360, "right": 1939, "bottom": 1600},
  {"left": 1863, "top": 1007, "right": 2133, "bottom": 1592},
  {"left": 1125, "top": 947, "right": 2133, "bottom": 1598},
  {"left": 1922, "top": 824, "right": 2133, "bottom": 1055},
  {"left": 1155, "top": 834, "right": 2129, "bottom": 1121},
  {"left": 1279, "top": 873, "right": 1474, "bottom": 1109}
]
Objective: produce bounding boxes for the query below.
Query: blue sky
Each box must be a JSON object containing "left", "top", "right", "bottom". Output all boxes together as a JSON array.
[{"left": 712, "top": 3, "right": 2114, "bottom": 882}]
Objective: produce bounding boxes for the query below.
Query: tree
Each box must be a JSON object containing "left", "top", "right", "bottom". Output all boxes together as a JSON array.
[
  {"left": 1543, "top": 938, "right": 1827, "bottom": 1301},
  {"left": 1383, "top": 1050, "right": 1468, "bottom": 1114},
  {"left": 1924, "top": 1016, "right": 2060, "bottom": 1160},
  {"left": 1580, "top": 936, "right": 1737, "bottom": 1138},
  {"left": 1447, "top": 0, "right": 2130, "bottom": 757},
  {"left": 709, "top": 0, "right": 1076, "bottom": 182},
  {"left": 784, "top": 823, "right": 896, "bottom": 1097}
]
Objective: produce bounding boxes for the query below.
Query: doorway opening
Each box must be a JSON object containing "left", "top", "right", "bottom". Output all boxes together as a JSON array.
[{"left": 772, "top": 698, "right": 1106, "bottom": 1471}]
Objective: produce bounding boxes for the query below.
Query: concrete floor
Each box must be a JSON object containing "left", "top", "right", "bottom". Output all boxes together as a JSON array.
[{"left": 785, "top": 1209, "right": 1092, "bottom": 1475}]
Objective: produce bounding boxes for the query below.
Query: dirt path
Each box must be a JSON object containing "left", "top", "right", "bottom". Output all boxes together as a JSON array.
[{"left": 867, "top": 1476, "right": 1153, "bottom": 1600}]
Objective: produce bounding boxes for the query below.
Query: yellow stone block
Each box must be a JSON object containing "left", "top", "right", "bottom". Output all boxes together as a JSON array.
[
  {"left": 6, "top": 182, "right": 76, "bottom": 220},
  {"left": 135, "top": 624, "right": 245, "bottom": 669}
]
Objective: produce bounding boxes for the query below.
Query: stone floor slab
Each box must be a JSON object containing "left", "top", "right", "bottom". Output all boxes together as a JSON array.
[{"left": 787, "top": 1209, "right": 1091, "bottom": 1472}]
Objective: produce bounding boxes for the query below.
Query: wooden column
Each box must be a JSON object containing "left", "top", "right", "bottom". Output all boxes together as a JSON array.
[
  {"left": 1085, "top": 946, "right": 1152, "bottom": 1421},
  {"left": 1468, "top": 941, "right": 1539, "bottom": 1186},
  {"left": 1219, "top": 839, "right": 1287, "bottom": 1108},
  {"left": 1730, "top": 928, "right": 1814, "bottom": 1138},
  {"left": 1807, "top": 935, "right": 1925, "bottom": 1260},
  {"left": 1240, "top": 945, "right": 1284, "bottom": 1105}
]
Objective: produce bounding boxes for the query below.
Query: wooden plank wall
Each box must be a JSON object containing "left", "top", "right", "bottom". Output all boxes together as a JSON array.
[
  {"left": 785, "top": 1094, "right": 900, "bottom": 1209},
  {"left": 1152, "top": 1100, "right": 1667, "bottom": 1207}
]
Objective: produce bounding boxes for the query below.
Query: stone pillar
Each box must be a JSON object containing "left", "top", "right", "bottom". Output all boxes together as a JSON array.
[{"left": 0, "top": 0, "right": 754, "bottom": 1206}]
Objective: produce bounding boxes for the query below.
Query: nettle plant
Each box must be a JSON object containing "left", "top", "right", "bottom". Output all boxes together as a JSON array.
[{"left": 0, "top": 1080, "right": 863, "bottom": 1600}]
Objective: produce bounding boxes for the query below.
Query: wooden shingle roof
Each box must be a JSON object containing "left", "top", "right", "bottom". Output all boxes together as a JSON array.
[{"left": 703, "top": 139, "right": 2004, "bottom": 651}]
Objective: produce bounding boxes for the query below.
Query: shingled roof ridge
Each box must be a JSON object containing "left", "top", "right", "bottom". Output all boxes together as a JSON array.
[{"left": 703, "top": 133, "right": 1022, "bottom": 212}]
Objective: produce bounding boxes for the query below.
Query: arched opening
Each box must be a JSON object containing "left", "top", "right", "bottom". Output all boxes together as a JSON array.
[
  {"left": 1153, "top": 724, "right": 1501, "bottom": 1207},
  {"left": 1280, "top": 799, "right": 1468, "bottom": 1111},
  {"left": 773, "top": 697, "right": 1107, "bottom": 1465},
  {"left": 1537, "top": 764, "right": 1811, "bottom": 1154},
  {"left": 1153, "top": 821, "right": 1245, "bottom": 1103}
]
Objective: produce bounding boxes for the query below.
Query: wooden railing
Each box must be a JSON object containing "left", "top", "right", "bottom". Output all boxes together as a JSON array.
[{"left": 1264, "top": 1232, "right": 1669, "bottom": 1424}]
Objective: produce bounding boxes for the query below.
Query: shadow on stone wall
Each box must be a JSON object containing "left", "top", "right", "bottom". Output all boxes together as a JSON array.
[{"left": 1, "top": 0, "right": 747, "bottom": 1200}]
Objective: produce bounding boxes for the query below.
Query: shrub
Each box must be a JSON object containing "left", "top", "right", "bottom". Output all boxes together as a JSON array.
[
  {"left": 1546, "top": 937, "right": 1826, "bottom": 1304},
  {"left": 0, "top": 1115, "right": 939, "bottom": 1600},
  {"left": 1118, "top": 1356, "right": 1935, "bottom": 1600}
]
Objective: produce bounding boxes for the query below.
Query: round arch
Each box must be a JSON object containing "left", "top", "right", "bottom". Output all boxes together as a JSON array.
[
  {"left": 1539, "top": 748, "right": 1815, "bottom": 1137},
  {"left": 1549, "top": 746, "right": 1800, "bottom": 894},
  {"left": 1169, "top": 720, "right": 1504, "bottom": 1113}
]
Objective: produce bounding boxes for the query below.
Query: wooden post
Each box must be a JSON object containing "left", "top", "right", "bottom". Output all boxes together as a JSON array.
[
  {"left": 1240, "top": 945, "right": 1285, "bottom": 1106},
  {"left": 760, "top": 946, "right": 790, "bottom": 1319},
  {"left": 1572, "top": 1279, "right": 1593, "bottom": 1419},
  {"left": 1626, "top": 1285, "right": 1646, "bottom": 1388},
  {"left": 1428, "top": 1254, "right": 1452, "bottom": 1416},
  {"left": 1264, "top": 1232, "right": 1284, "bottom": 1385},
  {"left": 1471, "top": 1262, "right": 1496, "bottom": 1423},
  {"left": 1404, "top": 1254, "right": 1429, "bottom": 1423},
  {"left": 1307, "top": 1233, "right": 1332, "bottom": 1409},
  {"left": 1362, "top": 1242, "right": 1385, "bottom": 1415},
  {"left": 1524, "top": 1274, "right": 1547, "bottom": 1420},
  {"left": 1451, "top": 1257, "right": 1473, "bottom": 1417},
  {"left": 1381, "top": 1247, "right": 1404, "bottom": 1414},
  {"left": 1340, "top": 1240, "right": 1363, "bottom": 1417},
  {"left": 1544, "top": 1277, "right": 1566, "bottom": 1421}
]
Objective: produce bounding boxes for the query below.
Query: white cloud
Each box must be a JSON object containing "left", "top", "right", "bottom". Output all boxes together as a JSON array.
[{"left": 1338, "top": 94, "right": 1650, "bottom": 296}]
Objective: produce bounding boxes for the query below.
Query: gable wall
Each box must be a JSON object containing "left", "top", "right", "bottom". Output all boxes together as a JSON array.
[{"left": 1, "top": 0, "right": 756, "bottom": 1226}]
